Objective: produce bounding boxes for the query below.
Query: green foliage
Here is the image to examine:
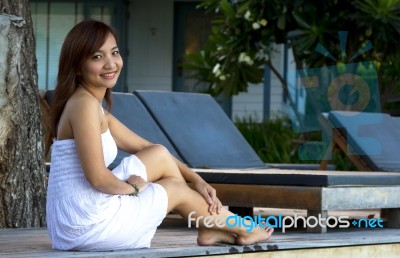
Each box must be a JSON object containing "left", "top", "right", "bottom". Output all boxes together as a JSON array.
[
  {"left": 235, "top": 116, "right": 356, "bottom": 170},
  {"left": 184, "top": 0, "right": 400, "bottom": 106},
  {"left": 235, "top": 116, "right": 304, "bottom": 163}
]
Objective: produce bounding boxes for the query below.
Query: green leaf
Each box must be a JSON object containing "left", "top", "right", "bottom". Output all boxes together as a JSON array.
[
  {"left": 237, "top": 1, "right": 252, "bottom": 14},
  {"left": 277, "top": 14, "right": 286, "bottom": 30},
  {"left": 292, "top": 11, "right": 311, "bottom": 29},
  {"left": 220, "top": 0, "right": 236, "bottom": 19}
]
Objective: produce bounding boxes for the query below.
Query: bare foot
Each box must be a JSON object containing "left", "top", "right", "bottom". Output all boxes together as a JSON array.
[
  {"left": 197, "top": 228, "right": 236, "bottom": 246},
  {"left": 236, "top": 225, "right": 274, "bottom": 246}
]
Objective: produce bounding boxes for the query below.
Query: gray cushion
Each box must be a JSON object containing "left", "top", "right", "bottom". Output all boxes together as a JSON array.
[
  {"left": 134, "top": 90, "right": 266, "bottom": 169},
  {"left": 328, "top": 111, "right": 400, "bottom": 172},
  {"left": 109, "top": 92, "right": 183, "bottom": 168},
  {"left": 196, "top": 169, "right": 400, "bottom": 186}
]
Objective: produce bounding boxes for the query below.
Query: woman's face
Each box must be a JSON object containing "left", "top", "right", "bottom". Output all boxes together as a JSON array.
[{"left": 80, "top": 34, "right": 123, "bottom": 90}]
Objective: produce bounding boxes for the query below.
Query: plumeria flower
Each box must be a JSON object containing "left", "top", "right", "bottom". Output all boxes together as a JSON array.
[
  {"left": 252, "top": 22, "right": 261, "bottom": 30},
  {"left": 238, "top": 52, "right": 254, "bottom": 65},
  {"left": 260, "top": 19, "right": 268, "bottom": 26},
  {"left": 244, "top": 10, "right": 252, "bottom": 21},
  {"left": 238, "top": 52, "right": 247, "bottom": 63},
  {"left": 212, "top": 63, "right": 221, "bottom": 77},
  {"left": 244, "top": 56, "right": 254, "bottom": 65}
]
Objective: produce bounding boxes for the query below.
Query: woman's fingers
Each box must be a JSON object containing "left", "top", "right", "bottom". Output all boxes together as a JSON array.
[{"left": 126, "top": 175, "right": 149, "bottom": 191}]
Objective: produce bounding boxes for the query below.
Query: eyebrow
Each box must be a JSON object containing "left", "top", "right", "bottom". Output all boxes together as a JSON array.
[{"left": 95, "top": 46, "right": 119, "bottom": 53}]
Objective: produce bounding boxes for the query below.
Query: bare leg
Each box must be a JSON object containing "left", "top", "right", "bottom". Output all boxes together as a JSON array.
[
  {"left": 156, "top": 177, "right": 273, "bottom": 245},
  {"left": 136, "top": 144, "right": 273, "bottom": 245},
  {"left": 135, "top": 144, "right": 185, "bottom": 182}
]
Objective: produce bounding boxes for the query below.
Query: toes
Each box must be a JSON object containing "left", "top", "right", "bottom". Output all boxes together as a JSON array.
[{"left": 266, "top": 227, "right": 274, "bottom": 233}]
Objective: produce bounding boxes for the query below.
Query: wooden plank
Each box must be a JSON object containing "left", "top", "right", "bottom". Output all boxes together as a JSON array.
[
  {"left": 209, "top": 184, "right": 322, "bottom": 210},
  {"left": 209, "top": 184, "right": 400, "bottom": 211},
  {"left": 192, "top": 243, "right": 400, "bottom": 258},
  {"left": 1, "top": 227, "right": 400, "bottom": 257}
]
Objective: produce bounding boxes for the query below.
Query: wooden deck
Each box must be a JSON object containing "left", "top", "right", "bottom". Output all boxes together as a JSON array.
[{"left": 1, "top": 214, "right": 400, "bottom": 258}]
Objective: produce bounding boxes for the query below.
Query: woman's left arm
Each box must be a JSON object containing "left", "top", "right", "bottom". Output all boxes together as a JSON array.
[{"left": 107, "top": 112, "right": 152, "bottom": 152}]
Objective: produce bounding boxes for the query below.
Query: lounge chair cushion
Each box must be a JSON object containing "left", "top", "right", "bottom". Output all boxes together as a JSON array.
[
  {"left": 109, "top": 92, "right": 183, "bottom": 168},
  {"left": 134, "top": 90, "right": 266, "bottom": 169},
  {"left": 328, "top": 111, "right": 400, "bottom": 172},
  {"left": 195, "top": 168, "right": 400, "bottom": 186}
]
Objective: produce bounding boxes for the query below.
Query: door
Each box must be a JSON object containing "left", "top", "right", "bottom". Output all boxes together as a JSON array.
[{"left": 172, "top": 2, "right": 232, "bottom": 116}]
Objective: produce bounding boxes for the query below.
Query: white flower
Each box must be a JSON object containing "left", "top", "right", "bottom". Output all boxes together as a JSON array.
[
  {"left": 238, "top": 52, "right": 247, "bottom": 63},
  {"left": 252, "top": 22, "right": 261, "bottom": 30},
  {"left": 244, "top": 10, "right": 252, "bottom": 21},
  {"left": 244, "top": 56, "right": 254, "bottom": 65},
  {"left": 212, "top": 63, "right": 221, "bottom": 77},
  {"left": 219, "top": 75, "right": 226, "bottom": 81},
  {"left": 238, "top": 52, "right": 254, "bottom": 65},
  {"left": 260, "top": 19, "right": 268, "bottom": 26}
]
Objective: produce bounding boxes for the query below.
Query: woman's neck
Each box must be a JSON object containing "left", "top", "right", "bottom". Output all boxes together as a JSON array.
[{"left": 79, "top": 83, "right": 105, "bottom": 103}]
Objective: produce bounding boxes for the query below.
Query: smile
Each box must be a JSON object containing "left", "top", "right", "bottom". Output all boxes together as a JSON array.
[{"left": 101, "top": 72, "right": 117, "bottom": 79}]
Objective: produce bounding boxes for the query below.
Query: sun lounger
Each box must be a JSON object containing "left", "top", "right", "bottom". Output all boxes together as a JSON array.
[{"left": 319, "top": 111, "right": 400, "bottom": 172}]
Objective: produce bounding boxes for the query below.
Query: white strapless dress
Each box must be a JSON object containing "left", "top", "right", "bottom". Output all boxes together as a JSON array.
[{"left": 46, "top": 129, "right": 168, "bottom": 251}]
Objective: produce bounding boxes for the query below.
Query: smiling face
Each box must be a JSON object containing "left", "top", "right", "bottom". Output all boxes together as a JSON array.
[{"left": 80, "top": 34, "right": 123, "bottom": 90}]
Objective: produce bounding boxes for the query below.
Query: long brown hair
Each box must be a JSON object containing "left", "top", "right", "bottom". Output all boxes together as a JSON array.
[{"left": 46, "top": 19, "right": 118, "bottom": 153}]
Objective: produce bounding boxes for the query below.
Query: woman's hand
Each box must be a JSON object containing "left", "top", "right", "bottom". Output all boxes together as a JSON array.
[
  {"left": 193, "top": 180, "right": 223, "bottom": 215},
  {"left": 126, "top": 175, "right": 149, "bottom": 192}
]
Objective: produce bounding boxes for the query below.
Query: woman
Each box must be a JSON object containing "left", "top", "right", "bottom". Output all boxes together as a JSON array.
[{"left": 46, "top": 19, "right": 273, "bottom": 251}]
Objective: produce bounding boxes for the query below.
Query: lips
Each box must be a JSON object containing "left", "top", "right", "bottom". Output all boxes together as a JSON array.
[{"left": 101, "top": 71, "right": 117, "bottom": 79}]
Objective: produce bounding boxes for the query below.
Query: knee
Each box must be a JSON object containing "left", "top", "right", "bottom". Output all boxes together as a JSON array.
[
  {"left": 150, "top": 144, "right": 170, "bottom": 156},
  {"left": 150, "top": 144, "right": 174, "bottom": 162}
]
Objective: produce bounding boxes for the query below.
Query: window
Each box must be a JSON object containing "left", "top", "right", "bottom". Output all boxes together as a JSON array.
[{"left": 31, "top": 1, "right": 123, "bottom": 90}]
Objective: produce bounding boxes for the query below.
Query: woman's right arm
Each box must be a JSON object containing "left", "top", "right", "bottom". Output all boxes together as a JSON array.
[{"left": 68, "top": 97, "right": 146, "bottom": 195}]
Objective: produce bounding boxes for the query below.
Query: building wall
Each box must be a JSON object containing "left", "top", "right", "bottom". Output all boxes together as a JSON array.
[
  {"left": 269, "top": 44, "right": 287, "bottom": 118},
  {"left": 127, "top": 0, "right": 174, "bottom": 92}
]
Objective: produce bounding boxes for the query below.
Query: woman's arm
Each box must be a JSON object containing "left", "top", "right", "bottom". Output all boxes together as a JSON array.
[
  {"left": 107, "top": 112, "right": 153, "bottom": 153},
  {"left": 174, "top": 157, "right": 222, "bottom": 213},
  {"left": 68, "top": 97, "right": 143, "bottom": 195}
]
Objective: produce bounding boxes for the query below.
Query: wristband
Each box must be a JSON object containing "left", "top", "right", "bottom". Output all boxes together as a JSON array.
[{"left": 126, "top": 181, "right": 139, "bottom": 196}]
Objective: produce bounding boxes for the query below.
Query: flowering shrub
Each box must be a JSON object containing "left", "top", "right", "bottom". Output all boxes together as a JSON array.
[{"left": 184, "top": 0, "right": 400, "bottom": 109}]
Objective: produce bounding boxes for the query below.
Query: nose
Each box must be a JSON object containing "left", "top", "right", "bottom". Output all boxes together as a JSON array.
[{"left": 104, "top": 55, "right": 116, "bottom": 69}]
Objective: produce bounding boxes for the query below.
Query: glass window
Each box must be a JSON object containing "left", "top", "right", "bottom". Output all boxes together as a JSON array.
[
  {"left": 31, "top": 1, "right": 114, "bottom": 89},
  {"left": 89, "top": 5, "right": 112, "bottom": 25}
]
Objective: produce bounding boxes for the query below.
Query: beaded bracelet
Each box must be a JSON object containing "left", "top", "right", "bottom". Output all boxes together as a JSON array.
[{"left": 126, "top": 181, "right": 139, "bottom": 196}]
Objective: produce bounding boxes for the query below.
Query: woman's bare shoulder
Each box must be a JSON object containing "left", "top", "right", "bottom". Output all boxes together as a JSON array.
[
  {"left": 61, "top": 92, "right": 103, "bottom": 131},
  {"left": 66, "top": 92, "right": 101, "bottom": 115}
]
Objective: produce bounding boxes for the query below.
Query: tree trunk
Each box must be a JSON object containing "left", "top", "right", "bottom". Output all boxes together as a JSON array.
[{"left": 0, "top": 0, "right": 47, "bottom": 228}]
